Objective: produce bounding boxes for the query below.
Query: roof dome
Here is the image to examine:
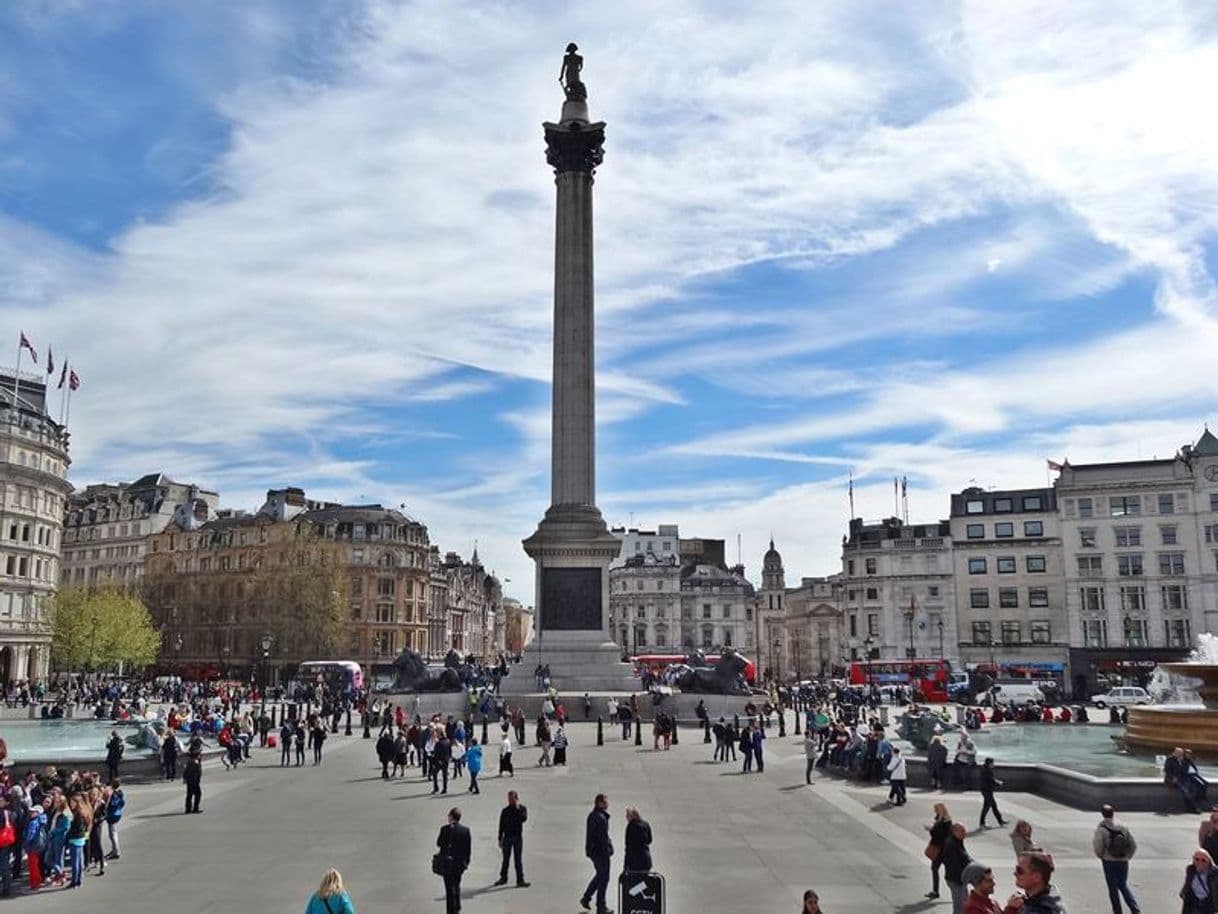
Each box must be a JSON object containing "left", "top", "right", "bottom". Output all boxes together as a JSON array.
[{"left": 763, "top": 536, "right": 783, "bottom": 568}]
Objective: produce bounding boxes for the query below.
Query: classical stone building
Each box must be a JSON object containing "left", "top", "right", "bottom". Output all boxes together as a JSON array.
[
  {"left": 502, "top": 598, "right": 534, "bottom": 656},
  {"left": 608, "top": 549, "right": 682, "bottom": 654},
  {"left": 1056, "top": 430, "right": 1218, "bottom": 695},
  {"left": 143, "top": 488, "right": 432, "bottom": 680},
  {"left": 949, "top": 487, "right": 1067, "bottom": 678},
  {"left": 61, "top": 474, "right": 219, "bottom": 589},
  {"left": 840, "top": 517, "right": 957, "bottom": 663},
  {"left": 780, "top": 576, "right": 844, "bottom": 679},
  {"left": 679, "top": 552, "right": 753, "bottom": 654},
  {"left": 755, "top": 539, "right": 786, "bottom": 676},
  {"left": 0, "top": 372, "right": 71, "bottom": 683},
  {"left": 439, "top": 549, "right": 503, "bottom": 661}
]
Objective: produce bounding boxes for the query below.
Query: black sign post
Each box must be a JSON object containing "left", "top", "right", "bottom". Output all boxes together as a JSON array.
[{"left": 619, "top": 871, "right": 664, "bottom": 914}]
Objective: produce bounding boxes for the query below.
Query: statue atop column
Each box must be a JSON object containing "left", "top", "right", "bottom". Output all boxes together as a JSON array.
[{"left": 559, "top": 42, "right": 586, "bottom": 102}]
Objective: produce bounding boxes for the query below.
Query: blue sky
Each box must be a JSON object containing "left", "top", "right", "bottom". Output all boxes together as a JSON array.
[{"left": 3, "top": 1, "right": 1218, "bottom": 601}]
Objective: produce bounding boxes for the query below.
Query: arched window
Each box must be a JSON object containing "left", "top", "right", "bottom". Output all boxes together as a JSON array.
[{"left": 377, "top": 552, "right": 397, "bottom": 567}]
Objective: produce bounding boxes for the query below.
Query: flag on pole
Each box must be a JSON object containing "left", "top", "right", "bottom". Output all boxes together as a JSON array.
[
  {"left": 57, "top": 361, "right": 68, "bottom": 390},
  {"left": 46, "top": 347, "right": 54, "bottom": 376},
  {"left": 901, "top": 475, "right": 908, "bottom": 498},
  {"left": 68, "top": 370, "right": 80, "bottom": 391},
  {"left": 1047, "top": 459, "right": 1064, "bottom": 472},
  {"left": 19, "top": 332, "right": 37, "bottom": 364}
]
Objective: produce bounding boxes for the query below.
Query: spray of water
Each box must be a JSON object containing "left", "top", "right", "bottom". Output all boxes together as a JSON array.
[
  {"left": 1148, "top": 634, "right": 1218, "bottom": 704},
  {"left": 1190, "top": 633, "right": 1218, "bottom": 664}
]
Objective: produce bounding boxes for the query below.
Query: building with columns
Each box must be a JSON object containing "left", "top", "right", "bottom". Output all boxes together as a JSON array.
[
  {"left": 780, "top": 576, "right": 845, "bottom": 679},
  {"left": 61, "top": 474, "right": 219, "bottom": 589},
  {"left": 439, "top": 549, "right": 504, "bottom": 661},
  {"left": 0, "top": 371, "right": 70, "bottom": 683}
]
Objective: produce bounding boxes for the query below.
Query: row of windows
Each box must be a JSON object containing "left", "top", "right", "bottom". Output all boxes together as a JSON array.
[
  {"left": 1078, "top": 526, "right": 1179, "bottom": 547},
  {"left": 965, "top": 521, "right": 1045, "bottom": 539},
  {"left": 1, "top": 554, "right": 54, "bottom": 582},
  {"left": 1070, "top": 493, "right": 1218, "bottom": 518},
  {"left": 620, "top": 625, "right": 737, "bottom": 650},
  {"left": 968, "top": 586, "right": 1051, "bottom": 609},
  {"left": 1079, "top": 584, "right": 1189, "bottom": 611},
  {"left": 965, "top": 495, "right": 1046, "bottom": 514},
  {"left": 1081, "top": 617, "right": 1192, "bottom": 648},
  {"left": 847, "top": 555, "right": 943, "bottom": 576},
  {"left": 967, "top": 555, "right": 1047, "bottom": 574},
  {"left": 970, "top": 620, "right": 1052, "bottom": 644},
  {"left": 349, "top": 603, "right": 422, "bottom": 623},
  {"left": 1076, "top": 553, "right": 1186, "bottom": 577},
  {"left": 848, "top": 585, "right": 942, "bottom": 602}
]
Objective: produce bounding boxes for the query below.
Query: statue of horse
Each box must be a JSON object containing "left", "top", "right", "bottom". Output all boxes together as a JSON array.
[
  {"left": 391, "top": 648, "right": 462, "bottom": 692},
  {"left": 676, "top": 648, "right": 751, "bottom": 695}
]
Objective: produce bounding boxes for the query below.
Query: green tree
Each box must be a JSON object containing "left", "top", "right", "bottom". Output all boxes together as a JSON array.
[
  {"left": 250, "top": 536, "right": 347, "bottom": 661},
  {"left": 51, "top": 586, "right": 162, "bottom": 672}
]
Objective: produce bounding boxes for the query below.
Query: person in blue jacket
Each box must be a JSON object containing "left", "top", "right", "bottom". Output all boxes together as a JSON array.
[
  {"left": 304, "top": 868, "right": 356, "bottom": 914},
  {"left": 105, "top": 779, "right": 125, "bottom": 859},
  {"left": 466, "top": 737, "right": 483, "bottom": 795}
]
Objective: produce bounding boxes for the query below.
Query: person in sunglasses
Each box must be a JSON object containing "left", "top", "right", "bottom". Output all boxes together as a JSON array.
[
  {"left": 1180, "top": 848, "right": 1218, "bottom": 914},
  {"left": 1013, "top": 851, "right": 1067, "bottom": 913}
]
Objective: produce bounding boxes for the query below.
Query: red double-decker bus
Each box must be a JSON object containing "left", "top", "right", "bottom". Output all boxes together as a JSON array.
[{"left": 847, "top": 658, "right": 952, "bottom": 702}]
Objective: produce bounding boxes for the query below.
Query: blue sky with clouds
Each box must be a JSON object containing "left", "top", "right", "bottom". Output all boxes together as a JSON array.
[{"left": 3, "top": 1, "right": 1218, "bottom": 601}]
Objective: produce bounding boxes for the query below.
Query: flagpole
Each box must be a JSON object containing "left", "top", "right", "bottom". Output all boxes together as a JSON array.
[
  {"left": 65, "top": 386, "right": 73, "bottom": 428},
  {"left": 848, "top": 470, "right": 855, "bottom": 521},
  {"left": 11, "top": 343, "right": 22, "bottom": 414},
  {"left": 58, "top": 363, "right": 68, "bottom": 425}
]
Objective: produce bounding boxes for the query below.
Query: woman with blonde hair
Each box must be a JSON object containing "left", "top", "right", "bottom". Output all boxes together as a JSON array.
[
  {"left": 1010, "top": 819, "right": 1036, "bottom": 857},
  {"left": 922, "top": 802, "right": 952, "bottom": 899},
  {"left": 305, "top": 868, "right": 356, "bottom": 914}
]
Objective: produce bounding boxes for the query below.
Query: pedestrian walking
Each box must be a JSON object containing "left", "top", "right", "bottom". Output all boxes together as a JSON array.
[
  {"left": 104, "top": 778, "right": 125, "bottom": 859},
  {"left": 1014, "top": 850, "right": 1067, "bottom": 913},
  {"left": 466, "top": 738, "right": 483, "bottom": 794},
  {"left": 183, "top": 750, "right": 203, "bottom": 814},
  {"left": 924, "top": 802, "right": 952, "bottom": 899},
  {"left": 928, "top": 734, "right": 948, "bottom": 790},
  {"left": 1180, "top": 848, "right": 1218, "bottom": 914},
  {"left": 1093, "top": 804, "right": 1139, "bottom": 914},
  {"left": 162, "top": 730, "right": 180, "bottom": 780},
  {"left": 294, "top": 720, "right": 306, "bottom": 766},
  {"left": 741, "top": 722, "right": 755, "bottom": 773},
  {"left": 493, "top": 790, "right": 530, "bottom": 888},
  {"left": 619, "top": 701, "right": 632, "bottom": 740},
  {"left": 943, "top": 822, "right": 972, "bottom": 914},
  {"left": 312, "top": 718, "right": 328, "bottom": 765},
  {"left": 580, "top": 793, "right": 613, "bottom": 914},
  {"left": 979, "top": 758, "right": 1006, "bottom": 828},
  {"left": 377, "top": 728, "right": 395, "bottom": 779},
  {"left": 752, "top": 721, "right": 766, "bottom": 772},
  {"left": 537, "top": 717, "right": 552, "bottom": 767},
  {"left": 305, "top": 868, "right": 357, "bottom": 914},
  {"left": 499, "top": 731, "right": 515, "bottom": 777},
  {"left": 624, "top": 806, "right": 652, "bottom": 873},
  {"left": 105, "top": 730, "right": 124, "bottom": 783},
  {"left": 436, "top": 807, "right": 471, "bottom": 914},
  {"left": 433, "top": 734, "right": 452, "bottom": 795},
  {"left": 801, "top": 889, "right": 824, "bottom": 914},
  {"left": 804, "top": 728, "right": 817, "bottom": 785},
  {"left": 887, "top": 747, "right": 907, "bottom": 805}
]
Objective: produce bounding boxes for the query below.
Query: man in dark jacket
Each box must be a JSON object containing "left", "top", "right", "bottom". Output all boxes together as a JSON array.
[
  {"left": 105, "top": 731, "right": 124, "bottom": 783},
  {"left": 183, "top": 750, "right": 203, "bottom": 814},
  {"left": 493, "top": 790, "right": 530, "bottom": 887},
  {"left": 580, "top": 793, "right": 613, "bottom": 914},
  {"left": 432, "top": 735, "right": 452, "bottom": 794},
  {"left": 943, "top": 822, "right": 972, "bottom": 914},
  {"left": 624, "top": 806, "right": 653, "bottom": 872},
  {"left": 979, "top": 758, "right": 1006, "bottom": 828},
  {"left": 376, "top": 728, "right": 395, "bottom": 779},
  {"left": 1015, "top": 851, "right": 1068, "bottom": 913},
  {"left": 436, "top": 807, "right": 471, "bottom": 914}
]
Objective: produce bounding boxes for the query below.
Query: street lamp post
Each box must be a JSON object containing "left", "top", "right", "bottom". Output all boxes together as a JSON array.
[
  {"left": 863, "top": 635, "right": 875, "bottom": 704},
  {"left": 260, "top": 633, "right": 273, "bottom": 717},
  {"left": 937, "top": 618, "right": 944, "bottom": 661},
  {"left": 773, "top": 638, "right": 781, "bottom": 685}
]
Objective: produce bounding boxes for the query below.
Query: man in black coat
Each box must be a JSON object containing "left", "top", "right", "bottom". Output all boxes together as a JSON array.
[
  {"left": 979, "top": 757, "right": 1006, "bottom": 827},
  {"left": 376, "top": 728, "right": 395, "bottom": 779},
  {"left": 493, "top": 789, "right": 530, "bottom": 887},
  {"left": 436, "top": 807, "right": 471, "bottom": 914},
  {"left": 433, "top": 735, "right": 452, "bottom": 794},
  {"left": 183, "top": 750, "right": 203, "bottom": 814},
  {"left": 580, "top": 793, "right": 613, "bottom": 914}
]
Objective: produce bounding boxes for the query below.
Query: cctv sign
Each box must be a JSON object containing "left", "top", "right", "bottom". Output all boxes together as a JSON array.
[{"left": 619, "top": 871, "right": 665, "bottom": 914}]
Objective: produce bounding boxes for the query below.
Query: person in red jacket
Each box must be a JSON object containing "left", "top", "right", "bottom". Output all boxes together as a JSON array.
[{"left": 961, "top": 863, "right": 1021, "bottom": 914}]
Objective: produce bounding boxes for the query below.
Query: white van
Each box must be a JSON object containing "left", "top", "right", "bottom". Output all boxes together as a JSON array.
[{"left": 986, "top": 681, "right": 1045, "bottom": 705}]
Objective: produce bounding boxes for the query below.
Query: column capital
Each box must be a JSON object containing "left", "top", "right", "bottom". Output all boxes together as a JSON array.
[{"left": 544, "top": 120, "right": 605, "bottom": 175}]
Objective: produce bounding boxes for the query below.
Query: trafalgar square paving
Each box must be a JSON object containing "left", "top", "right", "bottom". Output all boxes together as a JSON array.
[{"left": 6, "top": 718, "right": 1207, "bottom": 914}]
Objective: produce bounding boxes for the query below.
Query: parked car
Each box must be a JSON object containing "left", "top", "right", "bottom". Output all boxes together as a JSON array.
[{"left": 1090, "top": 686, "right": 1153, "bottom": 708}]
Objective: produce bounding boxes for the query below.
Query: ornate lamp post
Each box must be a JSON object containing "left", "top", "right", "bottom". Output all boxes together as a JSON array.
[
  {"left": 863, "top": 635, "right": 875, "bottom": 703},
  {"left": 260, "top": 633, "right": 273, "bottom": 716}
]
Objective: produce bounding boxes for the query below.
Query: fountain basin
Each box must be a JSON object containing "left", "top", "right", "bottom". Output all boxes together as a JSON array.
[{"left": 1124, "top": 704, "right": 1218, "bottom": 756}]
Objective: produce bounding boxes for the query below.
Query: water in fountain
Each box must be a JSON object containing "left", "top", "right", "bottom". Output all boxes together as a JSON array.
[{"left": 1151, "top": 633, "right": 1218, "bottom": 705}]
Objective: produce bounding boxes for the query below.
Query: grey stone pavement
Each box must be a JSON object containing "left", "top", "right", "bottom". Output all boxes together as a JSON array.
[{"left": 8, "top": 722, "right": 1202, "bottom": 913}]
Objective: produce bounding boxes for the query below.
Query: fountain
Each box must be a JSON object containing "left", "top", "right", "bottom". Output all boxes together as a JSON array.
[{"left": 1123, "top": 633, "right": 1218, "bottom": 757}]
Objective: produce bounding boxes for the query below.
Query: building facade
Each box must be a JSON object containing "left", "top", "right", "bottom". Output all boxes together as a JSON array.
[
  {"left": 0, "top": 373, "right": 71, "bottom": 683},
  {"left": 1056, "top": 431, "right": 1218, "bottom": 694},
  {"left": 679, "top": 556, "right": 753, "bottom": 654},
  {"left": 780, "top": 575, "right": 844, "bottom": 679},
  {"left": 143, "top": 489, "right": 433, "bottom": 679},
  {"left": 755, "top": 539, "right": 785, "bottom": 677},
  {"left": 439, "top": 549, "right": 503, "bottom": 661},
  {"left": 61, "top": 474, "right": 219, "bottom": 589},
  {"left": 949, "top": 487, "right": 1068, "bottom": 679},
  {"left": 840, "top": 517, "right": 957, "bottom": 663}
]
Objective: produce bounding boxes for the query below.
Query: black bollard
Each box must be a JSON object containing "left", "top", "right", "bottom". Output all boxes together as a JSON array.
[
  {"left": 779, "top": 711, "right": 786, "bottom": 738},
  {"left": 481, "top": 715, "right": 489, "bottom": 745},
  {"left": 703, "top": 719, "right": 711, "bottom": 743},
  {"left": 794, "top": 710, "right": 801, "bottom": 735},
  {"left": 270, "top": 706, "right": 277, "bottom": 729},
  {"left": 634, "top": 719, "right": 642, "bottom": 747},
  {"left": 597, "top": 717, "right": 604, "bottom": 746},
  {"left": 671, "top": 718, "right": 679, "bottom": 745},
  {"left": 345, "top": 708, "right": 352, "bottom": 736},
  {"left": 362, "top": 710, "right": 371, "bottom": 739},
  {"left": 733, "top": 713, "right": 740, "bottom": 731}
]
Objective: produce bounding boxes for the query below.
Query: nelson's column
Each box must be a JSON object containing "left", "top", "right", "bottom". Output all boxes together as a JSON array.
[{"left": 515, "top": 44, "right": 636, "bottom": 692}]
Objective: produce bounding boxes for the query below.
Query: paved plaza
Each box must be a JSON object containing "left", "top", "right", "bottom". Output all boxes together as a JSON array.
[{"left": 10, "top": 721, "right": 1204, "bottom": 913}]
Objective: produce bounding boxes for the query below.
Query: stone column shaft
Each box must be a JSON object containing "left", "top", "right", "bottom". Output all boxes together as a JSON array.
[{"left": 551, "top": 169, "right": 596, "bottom": 507}]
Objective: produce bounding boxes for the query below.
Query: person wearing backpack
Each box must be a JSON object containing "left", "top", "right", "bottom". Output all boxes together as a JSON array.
[
  {"left": 105, "top": 778, "right": 125, "bottom": 859},
  {"left": 1092, "top": 803, "right": 1140, "bottom": 914}
]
